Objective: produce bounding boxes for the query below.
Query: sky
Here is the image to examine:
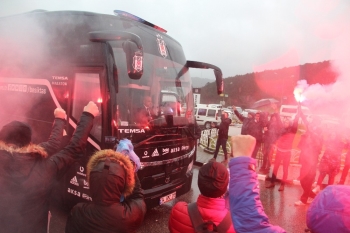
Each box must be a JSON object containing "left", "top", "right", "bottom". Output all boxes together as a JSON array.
[
  {"left": 1, "top": 0, "right": 349, "bottom": 80},
  {"left": 1, "top": 0, "right": 350, "bottom": 122}
]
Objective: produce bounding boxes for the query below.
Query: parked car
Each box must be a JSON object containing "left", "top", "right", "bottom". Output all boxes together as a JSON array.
[
  {"left": 279, "top": 105, "right": 311, "bottom": 121},
  {"left": 194, "top": 105, "right": 222, "bottom": 129},
  {"left": 207, "top": 104, "right": 223, "bottom": 108}
]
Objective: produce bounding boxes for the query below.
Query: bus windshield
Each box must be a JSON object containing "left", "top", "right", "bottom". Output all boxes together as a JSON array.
[{"left": 112, "top": 46, "right": 194, "bottom": 128}]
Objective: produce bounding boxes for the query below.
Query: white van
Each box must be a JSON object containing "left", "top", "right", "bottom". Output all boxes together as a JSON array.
[
  {"left": 207, "top": 104, "right": 223, "bottom": 108},
  {"left": 279, "top": 105, "right": 311, "bottom": 121},
  {"left": 195, "top": 105, "right": 222, "bottom": 129}
]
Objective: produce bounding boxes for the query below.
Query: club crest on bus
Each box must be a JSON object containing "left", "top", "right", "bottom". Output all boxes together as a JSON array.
[
  {"left": 132, "top": 52, "right": 143, "bottom": 72},
  {"left": 156, "top": 34, "right": 167, "bottom": 58}
]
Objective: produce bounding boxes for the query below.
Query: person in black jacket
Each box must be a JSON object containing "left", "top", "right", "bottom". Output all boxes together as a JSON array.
[
  {"left": 260, "top": 104, "right": 281, "bottom": 173},
  {"left": 0, "top": 107, "right": 67, "bottom": 157},
  {"left": 260, "top": 112, "right": 282, "bottom": 173},
  {"left": 136, "top": 95, "right": 155, "bottom": 125},
  {"left": 65, "top": 139, "right": 147, "bottom": 233},
  {"left": 294, "top": 114, "right": 323, "bottom": 206},
  {"left": 211, "top": 111, "right": 232, "bottom": 165},
  {"left": 233, "top": 106, "right": 254, "bottom": 135},
  {"left": 0, "top": 101, "right": 98, "bottom": 233},
  {"left": 233, "top": 105, "right": 264, "bottom": 159}
]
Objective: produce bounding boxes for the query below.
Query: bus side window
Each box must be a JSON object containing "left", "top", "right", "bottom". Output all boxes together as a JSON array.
[{"left": 72, "top": 73, "right": 102, "bottom": 141}]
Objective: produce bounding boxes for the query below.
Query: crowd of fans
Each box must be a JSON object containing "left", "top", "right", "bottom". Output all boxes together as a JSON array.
[
  {"left": 0, "top": 101, "right": 349, "bottom": 232},
  {"left": 232, "top": 104, "right": 350, "bottom": 201}
]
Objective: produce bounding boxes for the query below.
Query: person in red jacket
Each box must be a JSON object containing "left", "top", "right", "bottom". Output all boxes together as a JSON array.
[{"left": 168, "top": 161, "right": 235, "bottom": 233}]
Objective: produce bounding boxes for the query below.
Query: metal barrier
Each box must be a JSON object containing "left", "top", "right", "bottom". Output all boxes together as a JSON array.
[{"left": 199, "top": 128, "right": 231, "bottom": 155}]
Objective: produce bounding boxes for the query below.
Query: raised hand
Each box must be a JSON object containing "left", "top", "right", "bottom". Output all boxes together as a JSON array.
[
  {"left": 83, "top": 101, "right": 99, "bottom": 117},
  {"left": 54, "top": 108, "right": 67, "bottom": 120},
  {"left": 231, "top": 135, "right": 256, "bottom": 158}
]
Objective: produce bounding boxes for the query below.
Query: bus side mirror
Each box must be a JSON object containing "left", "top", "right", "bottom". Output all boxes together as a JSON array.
[{"left": 122, "top": 40, "right": 143, "bottom": 80}]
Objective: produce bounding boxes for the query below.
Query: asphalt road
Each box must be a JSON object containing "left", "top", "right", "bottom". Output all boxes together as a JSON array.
[
  {"left": 136, "top": 167, "right": 309, "bottom": 233},
  {"left": 49, "top": 165, "right": 309, "bottom": 233}
]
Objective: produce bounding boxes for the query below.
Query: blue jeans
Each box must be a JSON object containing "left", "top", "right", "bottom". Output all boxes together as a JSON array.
[{"left": 213, "top": 137, "right": 228, "bottom": 160}]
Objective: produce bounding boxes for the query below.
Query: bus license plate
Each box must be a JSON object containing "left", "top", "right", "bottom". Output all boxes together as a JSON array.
[{"left": 159, "top": 192, "right": 176, "bottom": 205}]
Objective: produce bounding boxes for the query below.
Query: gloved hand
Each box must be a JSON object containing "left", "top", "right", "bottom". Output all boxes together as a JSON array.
[
  {"left": 54, "top": 108, "right": 67, "bottom": 120},
  {"left": 116, "top": 139, "right": 141, "bottom": 172},
  {"left": 83, "top": 101, "right": 99, "bottom": 117},
  {"left": 231, "top": 135, "right": 256, "bottom": 158}
]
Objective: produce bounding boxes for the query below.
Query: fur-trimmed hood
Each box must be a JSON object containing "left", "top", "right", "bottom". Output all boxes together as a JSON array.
[
  {"left": 0, "top": 141, "right": 48, "bottom": 183},
  {"left": 0, "top": 141, "right": 48, "bottom": 158},
  {"left": 87, "top": 149, "right": 135, "bottom": 205}
]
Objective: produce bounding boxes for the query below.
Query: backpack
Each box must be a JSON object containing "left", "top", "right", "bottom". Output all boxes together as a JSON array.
[{"left": 187, "top": 202, "right": 232, "bottom": 233}]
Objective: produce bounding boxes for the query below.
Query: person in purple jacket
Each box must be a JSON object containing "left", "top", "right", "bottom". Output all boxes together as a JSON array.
[
  {"left": 306, "top": 185, "right": 350, "bottom": 232},
  {"left": 228, "top": 135, "right": 286, "bottom": 233}
]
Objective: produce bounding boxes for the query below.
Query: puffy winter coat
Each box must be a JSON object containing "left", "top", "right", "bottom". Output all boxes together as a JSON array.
[
  {"left": 228, "top": 157, "right": 286, "bottom": 233},
  {"left": 307, "top": 185, "right": 350, "bottom": 233},
  {"left": 65, "top": 150, "right": 147, "bottom": 233},
  {"left": 0, "top": 113, "right": 94, "bottom": 233},
  {"left": 168, "top": 194, "right": 235, "bottom": 233}
]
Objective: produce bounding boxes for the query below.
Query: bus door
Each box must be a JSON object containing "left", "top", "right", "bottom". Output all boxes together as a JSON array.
[{"left": 62, "top": 66, "right": 106, "bottom": 208}]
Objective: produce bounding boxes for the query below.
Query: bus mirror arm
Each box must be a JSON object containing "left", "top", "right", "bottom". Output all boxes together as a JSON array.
[
  {"left": 89, "top": 30, "right": 144, "bottom": 80},
  {"left": 214, "top": 69, "right": 223, "bottom": 95},
  {"left": 89, "top": 30, "right": 142, "bottom": 48},
  {"left": 185, "top": 61, "right": 223, "bottom": 95}
]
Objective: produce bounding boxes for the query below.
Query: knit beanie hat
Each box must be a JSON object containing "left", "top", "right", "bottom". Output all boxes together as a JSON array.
[
  {"left": 0, "top": 121, "right": 32, "bottom": 147},
  {"left": 198, "top": 161, "right": 229, "bottom": 198}
]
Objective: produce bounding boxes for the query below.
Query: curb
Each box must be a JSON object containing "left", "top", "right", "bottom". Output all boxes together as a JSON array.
[{"left": 257, "top": 173, "right": 302, "bottom": 186}]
